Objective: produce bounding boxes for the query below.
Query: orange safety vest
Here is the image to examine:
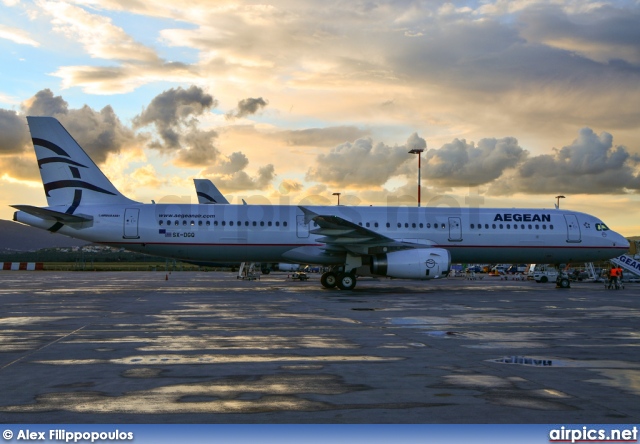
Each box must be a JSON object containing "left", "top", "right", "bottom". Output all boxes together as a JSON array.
[{"left": 610, "top": 268, "right": 619, "bottom": 277}]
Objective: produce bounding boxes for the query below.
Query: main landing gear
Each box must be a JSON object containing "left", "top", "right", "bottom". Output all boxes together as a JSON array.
[{"left": 320, "top": 268, "right": 357, "bottom": 291}]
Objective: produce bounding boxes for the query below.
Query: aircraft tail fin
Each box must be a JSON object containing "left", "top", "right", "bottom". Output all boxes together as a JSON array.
[
  {"left": 26, "top": 116, "right": 137, "bottom": 208},
  {"left": 194, "top": 178, "right": 230, "bottom": 204}
]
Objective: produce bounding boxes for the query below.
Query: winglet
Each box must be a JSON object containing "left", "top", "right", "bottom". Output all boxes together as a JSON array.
[{"left": 298, "top": 206, "right": 318, "bottom": 224}]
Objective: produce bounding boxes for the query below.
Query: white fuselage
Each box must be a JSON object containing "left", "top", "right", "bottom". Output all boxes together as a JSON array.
[{"left": 16, "top": 204, "right": 629, "bottom": 265}]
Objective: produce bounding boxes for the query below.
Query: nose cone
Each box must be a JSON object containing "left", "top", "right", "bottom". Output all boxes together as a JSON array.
[{"left": 616, "top": 233, "right": 630, "bottom": 250}]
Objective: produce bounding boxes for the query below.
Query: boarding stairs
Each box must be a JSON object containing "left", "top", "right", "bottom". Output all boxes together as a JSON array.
[
  {"left": 609, "top": 254, "right": 640, "bottom": 278},
  {"left": 237, "top": 262, "right": 259, "bottom": 280},
  {"left": 584, "top": 262, "right": 604, "bottom": 282},
  {"left": 609, "top": 240, "right": 640, "bottom": 279}
]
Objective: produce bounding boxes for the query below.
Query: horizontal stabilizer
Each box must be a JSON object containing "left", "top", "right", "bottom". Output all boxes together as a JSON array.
[{"left": 11, "top": 205, "right": 93, "bottom": 224}]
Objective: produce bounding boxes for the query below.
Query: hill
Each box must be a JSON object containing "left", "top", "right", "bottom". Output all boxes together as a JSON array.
[{"left": 0, "top": 219, "right": 88, "bottom": 252}]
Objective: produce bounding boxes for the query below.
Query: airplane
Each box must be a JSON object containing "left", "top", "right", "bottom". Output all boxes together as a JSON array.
[
  {"left": 194, "top": 179, "right": 229, "bottom": 204},
  {"left": 12, "top": 116, "right": 630, "bottom": 290}
]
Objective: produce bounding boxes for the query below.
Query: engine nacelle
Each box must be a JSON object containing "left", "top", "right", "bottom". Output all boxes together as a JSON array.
[{"left": 370, "top": 248, "right": 451, "bottom": 280}]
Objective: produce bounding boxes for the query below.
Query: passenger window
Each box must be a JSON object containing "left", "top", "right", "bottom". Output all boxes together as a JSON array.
[
  {"left": 426, "top": 223, "right": 431, "bottom": 228},
  {"left": 397, "top": 223, "right": 401, "bottom": 228},
  {"left": 159, "top": 220, "right": 163, "bottom": 226},
  {"left": 375, "top": 222, "right": 379, "bottom": 228},
  {"left": 283, "top": 221, "right": 288, "bottom": 227},
  {"left": 412, "top": 223, "right": 416, "bottom": 228},
  {"left": 471, "top": 224, "right": 475, "bottom": 229},
  {"left": 190, "top": 220, "right": 195, "bottom": 226},
  {"left": 542, "top": 225, "right": 546, "bottom": 230},
  {"left": 174, "top": 220, "right": 178, "bottom": 226},
  {"left": 275, "top": 221, "right": 280, "bottom": 227},
  {"left": 253, "top": 221, "right": 257, "bottom": 226},
  {"left": 182, "top": 220, "right": 187, "bottom": 226},
  {"left": 198, "top": 221, "right": 202, "bottom": 226},
  {"left": 419, "top": 223, "right": 423, "bottom": 228},
  {"left": 230, "top": 221, "right": 234, "bottom": 226},
  {"left": 499, "top": 224, "right": 503, "bottom": 229},
  {"left": 222, "top": 221, "right": 226, "bottom": 226},
  {"left": 507, "top": 224, "right": 510, "bottom": 229},
  {"left": 550, "top": 225, "right": 554, "bottom": 230},
  {"left": 260, "top": 221, "right": 264, "bottom": 226},
  {"left": 268, "top": 221, "right": 272, "bottom": 226},
  {"left": 386, "top": 223, "right": 390, "bottom": 228},
  {"left": 206, "top": 221, "right": 210, "bottom": 226},
  {"left": 245, "top": 221, "right": 249, "bottom": 226},
  {"left": 366, "top": 222, "right": 370, "bottom": 228},
  {"left": 485, "top": 224, "right": 489, "bottom": 229},
  {"left": 166, "top": 220, "right": 171, "bottom": 226},
  {"left": 528, "top": 224, "right": 532, "bottom": 229}
]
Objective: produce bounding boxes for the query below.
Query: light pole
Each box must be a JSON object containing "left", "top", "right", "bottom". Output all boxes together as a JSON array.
[
  {"left": 408, "top": 148, "right": 425, "bottom": 207},
  {"left": 332, "top": 192, "right": 341, "bottom": 206},
  {"left": 555, "top": 195, "right": 565, "bottom": 209}
]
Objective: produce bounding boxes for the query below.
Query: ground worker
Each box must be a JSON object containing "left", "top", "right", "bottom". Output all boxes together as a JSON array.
[{"left": 608, "top": 266, "right": 619, "bottom": 289}]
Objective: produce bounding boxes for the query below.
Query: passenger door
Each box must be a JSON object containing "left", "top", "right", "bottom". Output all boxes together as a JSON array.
[
  {"left": 564, "top": 214, "right": 581, "bottom": 243},
  {"left": 123, "top": 208, "right": 140, "bottom": 239},
  {"left": 448, "top": 217, "right": 462, "bottom": 242}
]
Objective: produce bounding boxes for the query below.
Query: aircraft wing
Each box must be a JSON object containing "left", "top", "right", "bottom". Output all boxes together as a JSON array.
[
  {"left": 299, "top": 206, "right": 422, "bottom": 255},
  {"left": 11, "top": 205, "right": 93, "bottom": 224}
]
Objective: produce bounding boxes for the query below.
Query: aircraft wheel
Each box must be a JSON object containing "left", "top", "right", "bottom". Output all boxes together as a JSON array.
[
  {"left": 261, "top": 268, "right": 271, "bottom": 275},
  {"left": 539, "top": 276, "right": 548, "bottom": 283},
  {"left": 320, "top": 272, "right": 337, "bottom": 288},
  {"left": 337, "top": 272, "right": 357, "bottom": 291},
  {"left": 557, "top": 278, "right": 570, "bottom": 289}
]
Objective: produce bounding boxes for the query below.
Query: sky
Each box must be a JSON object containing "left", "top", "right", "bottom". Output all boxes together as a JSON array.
[{"left": 0, "top": 0, "right": 639, "bottom": 236}]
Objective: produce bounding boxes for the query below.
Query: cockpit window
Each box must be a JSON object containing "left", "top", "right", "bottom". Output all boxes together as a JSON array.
[{"left": 595, "top": 223, "right": 610, "bottom": 231}]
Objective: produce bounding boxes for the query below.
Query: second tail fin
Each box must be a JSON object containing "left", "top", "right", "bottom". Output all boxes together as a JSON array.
[
  {"left": 194, "top": 178, "right": 230, "bottom": 204},
  {"left": 27, "top": 116, "right": 137, "bottom": 208}
]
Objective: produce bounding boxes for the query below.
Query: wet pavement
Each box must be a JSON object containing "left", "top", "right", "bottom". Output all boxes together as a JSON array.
[{"left": 0, "top": 271, "right": 638, "bottom": 423}]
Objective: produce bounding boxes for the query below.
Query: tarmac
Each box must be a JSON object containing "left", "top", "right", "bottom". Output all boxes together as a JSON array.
[{"left": 0, "top": 271, "right": 638, "bottom": 424}]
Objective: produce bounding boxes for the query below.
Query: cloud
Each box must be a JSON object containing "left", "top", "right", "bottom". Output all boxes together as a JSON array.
[
  {"left": 0, "top": 110, "right": 30, "bottom": 154},
  {"left": 21, "top": 89, "right": 142, "bottom": 164},
  {"left": 129, "top": 164, "right": 167, "bottom": 189},
  {"left": 52, "top": 62, "right": 198, "bottom": 95},
  {"left": 422, "top": 137, "right": 527, "bottom": 187},
  {"left": 203, "top": 163, "right": 276, "bottom": 192},
  {"left": 278, "top": 179, "right": 303, "bottom": 194},
  {"left": 306, "top": 134, "right": 419, "bottom": 187},
  {"left": 278, "top": 126, "right": 370, "bottom": 147},
  {"left": 0, "top": 154, "right": 40, "bottom": 182},
  {"left": 0, "top": 24, "right": 40, "bottom": 46},
  {"left": 489, "top": 128, "right": 640, "bottom": 195},
  {"left": 519, "top": 4, "right": 640, "bottom": 65},
  {"left": 226, "top": 97, "right": 268, "bottom": 119},
  {"left": 40, "top": 0, "right": 160, "bottom": 63},
  {"left": 134, "top": 86, "right": 217, "bottom": 148},
  {"left": 173, "top": 129, "right": 220, "bottom": 167},
  {"left": 133, "top": 86, "right": 221, "bottom": 167}
]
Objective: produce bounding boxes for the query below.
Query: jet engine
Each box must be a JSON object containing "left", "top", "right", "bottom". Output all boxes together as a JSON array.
[{"left": 370, "top": 248, "right": 451, "bottom": 280}]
